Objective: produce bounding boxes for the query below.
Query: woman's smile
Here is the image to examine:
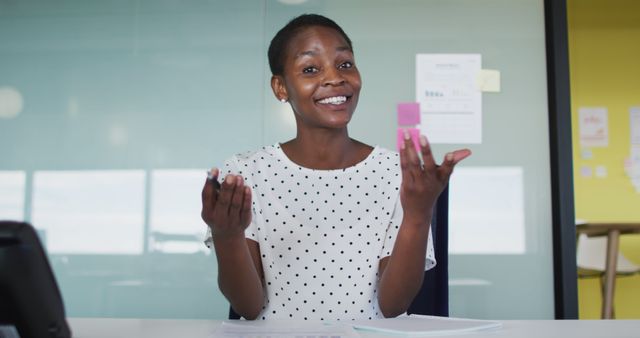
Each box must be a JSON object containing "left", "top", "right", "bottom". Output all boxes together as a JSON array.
[
  {"left": 316, "top": 95, "right": 347, "bottom": 105},
  {"left": 314, "top": 92, "right": 354, "bottom": 112}
]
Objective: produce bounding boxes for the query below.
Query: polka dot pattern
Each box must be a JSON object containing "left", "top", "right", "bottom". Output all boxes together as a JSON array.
[{"left": 205, "top": 144, "right": 435, "bottom": 320}]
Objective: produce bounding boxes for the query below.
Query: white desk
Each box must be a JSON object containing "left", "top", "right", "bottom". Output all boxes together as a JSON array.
[{"left": 69, "top": 318, "right": 640, "bottom": 338}]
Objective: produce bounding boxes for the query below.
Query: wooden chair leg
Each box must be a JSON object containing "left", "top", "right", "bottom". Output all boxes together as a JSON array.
[{"left": 599, "top": 274, "right": 616, "bottom": 319}]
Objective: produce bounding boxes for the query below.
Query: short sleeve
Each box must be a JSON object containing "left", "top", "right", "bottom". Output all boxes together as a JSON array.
[
  {"left": 203, "top": 156, "right": 259, "bottom": 249},
  {"left": 381, "top": 195, "right": 437, "bottom": 271}
]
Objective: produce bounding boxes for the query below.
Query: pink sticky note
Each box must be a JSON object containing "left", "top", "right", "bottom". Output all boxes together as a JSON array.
[
  {"left": 397, "top": 102, "right": 421, "bottom": 125},
  {"left": 396, "top": 128, "right": 421, "bottom": 152}
]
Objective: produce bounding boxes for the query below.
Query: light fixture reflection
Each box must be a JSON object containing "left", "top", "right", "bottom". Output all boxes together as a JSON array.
[
  {"left": 277, "top": 0, "right": 308, "bottom": 4},
  {"left": 0, "top": 86, "right": 24, "bottom": 119}
]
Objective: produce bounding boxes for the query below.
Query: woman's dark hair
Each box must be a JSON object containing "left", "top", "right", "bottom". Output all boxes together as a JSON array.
[{"left": 268, "top": 14, "right": 353, "bottom": 76}]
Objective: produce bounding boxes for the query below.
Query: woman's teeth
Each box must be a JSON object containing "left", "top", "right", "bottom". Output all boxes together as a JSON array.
[{"left": 318, "top": 96, "right": 347, "bottom": 105}]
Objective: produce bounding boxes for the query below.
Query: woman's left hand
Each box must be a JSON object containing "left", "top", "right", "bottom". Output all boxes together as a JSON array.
[{"left": 399, "top": 130, "right": 471, "bottom": 224}]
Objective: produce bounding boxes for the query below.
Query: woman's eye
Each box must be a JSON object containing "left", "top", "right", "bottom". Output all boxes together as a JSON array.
[
  {"left": 302, "top": 66, "right": 318, "bottom": 74},
  {"left": 339, "top": 61, "right": 353, "bottom": 69}
]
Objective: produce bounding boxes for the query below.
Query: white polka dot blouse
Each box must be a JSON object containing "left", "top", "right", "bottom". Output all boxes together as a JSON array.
[{"left": 205, "top": 144, "right": 435, "bottom": 320}]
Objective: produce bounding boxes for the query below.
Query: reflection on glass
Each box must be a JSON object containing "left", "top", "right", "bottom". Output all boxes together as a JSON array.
[
  {"left": 0, "top": 171, "right": 26, "bottom": 220},
  {"left": 449, "top": 167, "right": 525, "bottom": 254},
  {"left": 32, "top": 170, "right": 146, "bottom": 254},
  {"left": 149, "top": 169, "right": 209, "bottom": 254}
]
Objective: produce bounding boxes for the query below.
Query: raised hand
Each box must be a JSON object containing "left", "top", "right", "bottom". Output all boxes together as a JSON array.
[
  {"left": 399, "top": 130, "right": 471, "bottom": 224},
  {"left": 201, "top": 168, "right": 253, "bottom": 240}
]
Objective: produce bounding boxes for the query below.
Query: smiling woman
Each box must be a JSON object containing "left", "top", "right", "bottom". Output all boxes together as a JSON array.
[
  {"left": 200, "top": 13, "right": 470, "bottom": 321},
  {"left": 272, "top": 24, "right": 366, "bottom": 166},
  {"left": 270, "top": 15, "right": 362, "bottom": 147}
]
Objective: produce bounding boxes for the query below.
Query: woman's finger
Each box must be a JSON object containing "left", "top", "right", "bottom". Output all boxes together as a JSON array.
[
  {"left": 399, "top": 134, "right": 409, "bottom": 168},
  {"left": 201, "top": 179, "right": 212, "bottom": 221},
  {"left": 208, "top": 168, "right": 220, "bottom": 204},
  {"left": 229, "top": 175, "right": 245, "bottom": 218},
  {"left": 201, "top": 177, "right": 212, "bottom": 206},
  {"left": 201, "top": 168, "right": 219, "bottom": 219},
  {"left": 419, "top": 134, "right": 437, "bottom": 172},
  {"left": 216, "top": 174, "right": 237, "bottom": 217},
  {"left": 400, "top": 131, "right": 417, "bottom": 184},
  {"left": 239, "top": 186, "right": 252, "bottom": 227},
  {"left": 438, "top": 152, "right": 455, "bottom": 181},
  {"left": 438, "top": 149, "right": 472, "bottom": 181},
  {"left": 451, "top": 149, "right": 472, "bottom": 165},
  {"left": 403, "top": 130, "right": 421, "bottom": 167},
  {"left": 404, "top": 130, "right": 423, "bottom": 184}
]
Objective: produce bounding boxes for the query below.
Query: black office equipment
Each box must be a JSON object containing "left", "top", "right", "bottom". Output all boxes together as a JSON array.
[
  {"left": 228, "top": 186, "right": 450, "bottom": 319},
  {"left": 0, "top": 221, "right": 72, "bottom": 338}
]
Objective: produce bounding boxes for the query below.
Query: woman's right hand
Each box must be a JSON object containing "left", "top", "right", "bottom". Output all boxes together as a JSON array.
[{"left": 201, "top": 168, "right": 253, "bottom": 241}]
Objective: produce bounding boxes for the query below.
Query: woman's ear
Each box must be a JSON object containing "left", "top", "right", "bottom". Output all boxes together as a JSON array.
[{"left": 271, "top": 75, "right": 288, "bottom": 102}]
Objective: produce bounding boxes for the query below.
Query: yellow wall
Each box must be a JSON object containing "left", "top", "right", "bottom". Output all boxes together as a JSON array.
[{"left": 568, "top": 0, "right": 640, "bottom": 319}]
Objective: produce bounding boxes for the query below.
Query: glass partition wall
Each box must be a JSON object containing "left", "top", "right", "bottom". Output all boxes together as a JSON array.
[{"left": 0, "top": 0, "right": 554, "bottom": 319}]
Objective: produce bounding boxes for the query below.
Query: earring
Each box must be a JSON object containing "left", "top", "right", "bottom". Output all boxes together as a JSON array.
[{"left": 280, "top": 98, "right": 288, "bottom": 103}]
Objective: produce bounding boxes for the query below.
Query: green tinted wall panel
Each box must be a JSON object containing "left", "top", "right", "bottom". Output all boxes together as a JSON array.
[{"left": 0, "top": 0, "right": 553, "bottom": 319}]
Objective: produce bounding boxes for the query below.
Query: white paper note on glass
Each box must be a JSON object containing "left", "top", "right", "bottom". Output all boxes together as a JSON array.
[
  {"left": 631, "top": 145, "right": 640, "bottom": 178},
  {"left": 628, "top": 146, "right": 640, "bottom": 193},
  {"left": 579, "top": 107, "right": 609, "bottom": 147},
  {"left": 630, "top": 107, "right": 640, "bottom": 145},
  {"left": 595, "top": 165, "right": 607, "bottom": 178},
  {"left": 415, "top": 54, "right": 482, "bottom": 144},
  {"left": 476, "top": 69, "right": 501, "bottom": 92},
  {"left": 581, "top": 149, "right": 593, "bottom": 160}
]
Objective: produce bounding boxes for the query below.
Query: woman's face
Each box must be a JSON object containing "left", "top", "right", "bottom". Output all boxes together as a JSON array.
[{"left": 272, "top": 26, "right": 361, "bottom": 130}]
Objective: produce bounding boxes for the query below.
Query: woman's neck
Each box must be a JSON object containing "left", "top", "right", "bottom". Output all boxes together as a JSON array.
[{"left": 280, "top": 128, "right": 372, "bottom": 170}]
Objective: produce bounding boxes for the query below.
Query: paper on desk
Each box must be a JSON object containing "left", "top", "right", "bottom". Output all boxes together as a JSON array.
[
  {"left": 213, "top": 320, "right": 360, "bottom": 338},
  {"left": 351, "top": 314, "right": 502, "bottom": 336}
]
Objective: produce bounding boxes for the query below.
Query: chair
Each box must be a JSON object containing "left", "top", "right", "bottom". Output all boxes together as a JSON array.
[
  {"left": 576, "top": 233, "right": 640, "bottom": 317},
  {"left": 0, "top": 221, "right": 72, "bottom": 338},
  {"left": 229, "top": 187, "right": 450, "bottom": 319},
  {"left": 407, "top": 186, "right": 449, "bottom": 317},
  {"left": 577, "top": 233, "right": 640, "bottom": 276}
]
